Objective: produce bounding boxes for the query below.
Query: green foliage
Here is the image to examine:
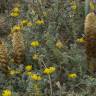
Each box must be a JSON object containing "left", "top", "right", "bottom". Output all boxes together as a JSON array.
[{"left": 0, "top": 0, "right": 96, "bottom": 96}]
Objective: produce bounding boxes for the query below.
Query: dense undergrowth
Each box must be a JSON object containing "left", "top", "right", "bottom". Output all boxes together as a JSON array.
[{"left": 0, "top": 0, "right": 96, "bottom": 96}]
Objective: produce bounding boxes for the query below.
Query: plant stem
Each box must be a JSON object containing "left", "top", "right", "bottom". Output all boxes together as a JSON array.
[
  {"left": 41, "top": 59, "right": 53, "bottom": 96},
  {"left": 85, "top": 0, "right": 90, "bottom": 16},
  {"left": 48, "top": 75, "right": 53, "bottom": 96}
]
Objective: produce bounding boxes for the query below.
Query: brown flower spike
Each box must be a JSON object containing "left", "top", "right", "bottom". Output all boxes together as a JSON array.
[
  {"left": 11, "top": 31, "right": 25, "bottom": 64},
  {"left": 85, "top": 12, "right": 96, "bottom": 73},
  {"left": 0, "top": 40, "right": 9, "bottom": 74}
]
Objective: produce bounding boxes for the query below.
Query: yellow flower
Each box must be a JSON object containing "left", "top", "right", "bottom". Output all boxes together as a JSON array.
[
  {"left": 71, "top": 4, "right": 77, "bottom": 11},
  {"left": 31, "top": 41, "right": 40, "bottom": 47},
  {"left": 10, "top": 7, "right": 20, "bottom": 17},
  {"left": 56, "top": 40, "right": 63, "bottom": 49},
  {"left": 27, "top": 22, "right": 33, "bottom": 27},
  {"left": 68, "top": 73, "right": 77, "bottom": 79},
  {"left": 43, "top": 67, "right": 56, "bottom": 75},
  {"left": 26, "top": 72, "right": 32, "bottom": 76},
  {"left": 76, "top": 37, "right": 85, "bottom": 43},
  {"left": 90, "top": 1, "right": 95, "bottom": 10},
  {"left": 70, "top": 1, "right": 77, "bottom": 11},
  {"left": 15, "top": 70, "right": 21, "bottom": 74},
  {"left": 11, "top": 25, "right": 21, "bottom": 32},
  {"left": 9, "top": 70, "right": 16, "bottom": 75},
  {"left": 20, "top": 20, "right": 29, "bottom": 26},
  {"left": 25, "top": 65, "right": 32, "bottom": 71},
  {"left": 10, "top": 12, "right": 20, "bottom": 17},
  {"left": 20, "top": 20, "right": 32, "bottom": 27},
  {"left": 35, "top": 20, "right": 44, "bottom": 25},
  {"left": 2, "top": 89, "right": 12, "bottom": 96},
  {"left": 9, "top": 69, "right": 21, "bottom": 75},
  {"left": 32, "top": 54, "right": 39, "bottom": 60},
  {"left": 31, "top": 74, "right": 42, "bottom": 81}
]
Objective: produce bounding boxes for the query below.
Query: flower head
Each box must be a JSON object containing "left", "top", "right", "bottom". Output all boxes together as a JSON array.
[
  {"left": 2, "top": 89, "right": 12, "bottom": 96},
  {"left": 35, "top": 19, "right": 44, "bottom": 25},
  {"left": 27, "top": 22, "right": 33, "bottom": 27},
  {"left": 31, "top": 74, "right": 42, "bottom": 81},
  {"left": 10, "top": 12, "right": 20, "bottom": 17},
  {"left": 15, "top": 70, "right": 21, "bottom": 74},
  {"left": 68, "top": 73, "right": 77, "bottom": 79},
  {"left": 20, "top": 19, "right": 29, "bottom": 26},
  {"left": 20, "top": 19, "right": 33, "bottom": 27},
  {"left": 26, "top": 72, "right": 32, "bottom": 76},
  {"left": 31, "top": 41, "right": 40, "bottom": 47},
  {"left": 90, "top": 1, "right": 95, "bottom": 10},
  {"left": 76, "top": 37, "right": 85, "bottom": 43},
  {"left": 12, "top": 7, "right": 20, "bottom": 13},
  {"left": 9, "top": 69, "right": 21, "bottom": 75},
  {"left": 32, "top": 54, "right": 39, "bottom": 60},
  {"left": 25, "top": 65, "right": 32, "bottom": 71},
  {"left": 56, "top": 40, "right": 63, "bottom": 49},
  {"left": 71, "top": 4, "right": 77, "bottom": 11},
  {"left": 10, "top": 7, "right": 20, "bottom": 17},
  {"left": 43, "top": 67, "right": 56, "bottom": 75},
  {"left": 9, "top": 70, "right": 16, "bottom": 75},
  {"left": 11, "top": 25, "right": 21, "bottom": 32},
  {"left": 22, "top": 74, "right": 28, "bottom": 80}
]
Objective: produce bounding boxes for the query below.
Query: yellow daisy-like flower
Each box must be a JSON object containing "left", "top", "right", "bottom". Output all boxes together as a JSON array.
[
  {"left": 35, "top": 19, "right": 44, "bottom": 25},
  {"left": 2, "top": 89, "right": 12, "bottom": 96},
  {"left": 31, "top": 41, "right": 40, "bottom": 47},
  {"left": 11, "top": 25, "right": 21, "bottom": 32},
  {"left": 56, "top": 40, "right": 63, "bottom": 49},
  {"left": 25, "top": 65, "right": 32, "bottom": 71},
  {"left": 20, "top": 19, "right": 29, "bottom": 26},
  {"left": 10, "top": 7, "right": 20, "bottom": 17},
  {"left": 90, "top": 1, "right": 95, "bottom": 10},
  {"left": 9, "top": 70, "right": 16, "bottom": 75},
  {"left": 43, "top": 67, "right": 56, "bottom": 75},
  {"left": 26, "top": 72, "right": 32, "bottom": 76},
  {"left": 68, "top": 73, "right": 77, "bottom": 79},
  {"left": 32, "top": 54, "right": 39, "bottom": 60},
  {"left": 27, "top": 22, "right": 33, "bottom": 27},
  {"left": 20, "top": 20, "right": 32, "bottom": 27},
  {"left": 70, "top": 1, "right": 77, "bottom": 11},
  {"left": 31, "top": 74, "right": 42, "bottom": 81},
  {"left": 10, "top": 12, "right": 20, "bottom": 17},
  {"left": 9, "top": 69, "right": 21, "bottom": 75},
  {"left": 71, "top": 4, "right": 77, "bottom": 11},
  {"left": 15, "top": 70, "right": 21, "bottom": 74},
  {"left": 76, "top": 37, "right": 85, "bottom": 43}
]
